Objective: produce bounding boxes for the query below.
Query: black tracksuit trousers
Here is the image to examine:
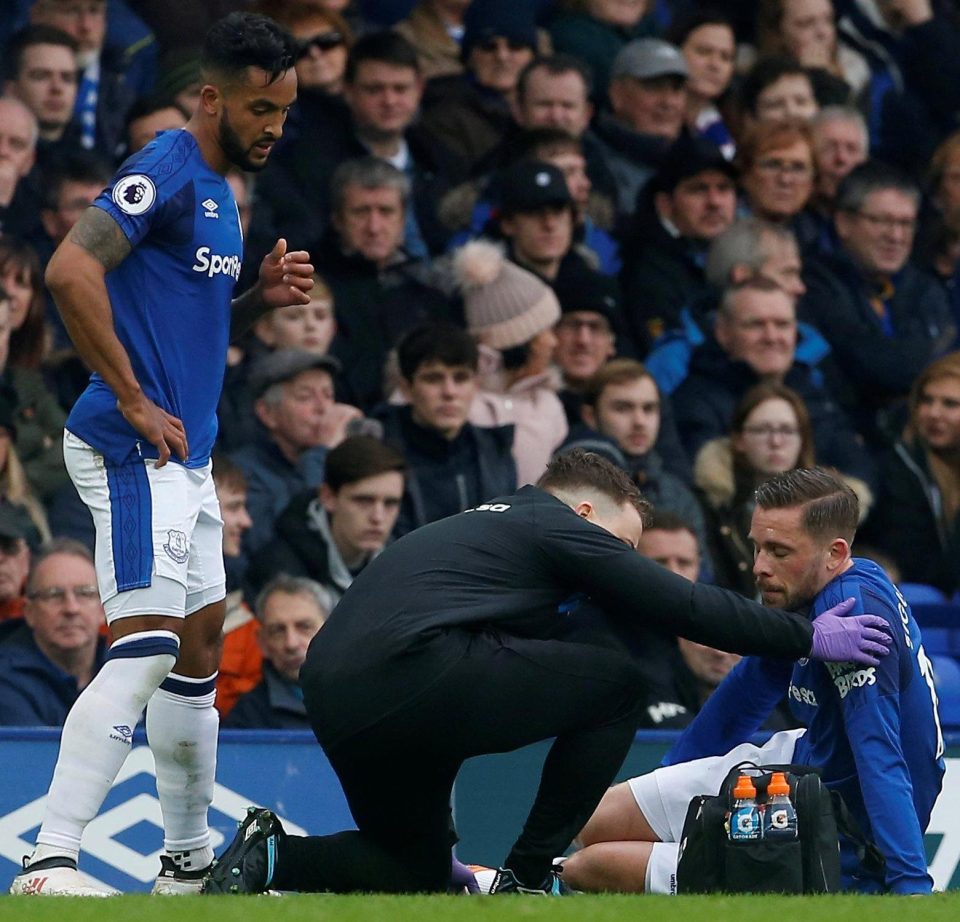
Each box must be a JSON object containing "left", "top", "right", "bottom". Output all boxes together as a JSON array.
[{"left": 275, "top": 627, "right": 646, "bottom": 892}]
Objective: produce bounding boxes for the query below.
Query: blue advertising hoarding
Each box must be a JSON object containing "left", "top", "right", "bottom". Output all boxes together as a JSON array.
[{"left": 1, "top": 729, "right": 958, "bottom": 892}]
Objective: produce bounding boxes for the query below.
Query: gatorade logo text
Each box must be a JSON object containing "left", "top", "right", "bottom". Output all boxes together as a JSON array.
[{"left": 192, "top": 247, "right": 242, "bottom": 281}]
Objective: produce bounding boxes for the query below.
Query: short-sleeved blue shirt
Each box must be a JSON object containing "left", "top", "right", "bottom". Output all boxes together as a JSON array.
[{"left": 66, "top": 129, "right": 242, "bottom": 467}]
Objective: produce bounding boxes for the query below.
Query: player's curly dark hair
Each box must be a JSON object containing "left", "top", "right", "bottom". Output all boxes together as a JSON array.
[
  {"left": 201, "top": 12, "right": 295, "bottom": 83},
  {"left": 538, "top": 449, "right": 652, "bottom": 522}
]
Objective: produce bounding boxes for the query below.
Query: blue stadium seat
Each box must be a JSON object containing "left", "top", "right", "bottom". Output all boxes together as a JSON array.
[
  {"left": 931, "top": 656, "right": 960, "bottom": 730},
  {"left": 899, "top": 583, "right": 948, "bottom": 606},
  {"left": 911, "top": 604, "right": 960, "bottom": 629},
  {"left": 912, "top": 603, "right": 960, "bottom": 656},
  {"left": 922, "top": 628, "right": 952, "bottom": 655}
]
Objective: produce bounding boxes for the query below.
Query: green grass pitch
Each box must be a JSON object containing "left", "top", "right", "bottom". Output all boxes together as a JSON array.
[{"left": 3, "top": 893, "right": 960, "bottom": 922}]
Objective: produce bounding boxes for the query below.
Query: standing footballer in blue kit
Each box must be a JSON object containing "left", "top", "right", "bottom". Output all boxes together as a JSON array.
[
  {"left": 10, "top": 12, "right": 314, "bottom": 897},
  {"left": 564, "top": 468, "right": 945, "bottom": 896}
]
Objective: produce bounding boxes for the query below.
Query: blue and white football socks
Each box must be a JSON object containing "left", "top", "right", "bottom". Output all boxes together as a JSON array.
[
  {"left": 146, "top": 672, "right": 219, "bottom": 870},
  {"left": 33, "top": 632, "right": 180, "bottom": 860}
]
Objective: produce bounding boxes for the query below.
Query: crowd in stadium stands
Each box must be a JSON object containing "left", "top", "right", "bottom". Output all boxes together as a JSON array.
[{"left": 0, "top": 0, "right": 959, "bottom": 731}]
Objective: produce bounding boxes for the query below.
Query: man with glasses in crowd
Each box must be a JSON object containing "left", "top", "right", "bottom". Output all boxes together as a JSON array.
[
  {"left": 801, "top": 160, "right": 956, "bottom": 447},
  {"left": 0, "top": 539, "right": 107, "bottom": 726}
]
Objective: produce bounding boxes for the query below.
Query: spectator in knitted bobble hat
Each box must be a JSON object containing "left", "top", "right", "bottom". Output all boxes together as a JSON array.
[{"left": 457, "top": 239, "right": 568, "bottom": 484}]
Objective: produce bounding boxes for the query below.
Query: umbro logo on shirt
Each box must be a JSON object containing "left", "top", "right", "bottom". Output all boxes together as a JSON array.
[{"left": 202, "top": 198, "right": 219, "bottom": 219}]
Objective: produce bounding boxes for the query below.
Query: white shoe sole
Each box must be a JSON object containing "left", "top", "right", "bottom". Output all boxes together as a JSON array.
[
  {"left": 10, "top": 865, "right": 119, "bottom": 897},
  {"left": 151, "top": 877, "right": 205, "bottom": 895}
]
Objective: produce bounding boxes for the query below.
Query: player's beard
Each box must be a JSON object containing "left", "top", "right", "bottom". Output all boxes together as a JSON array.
[
  {"left": 218, "top": 108, "right": 267, "bottom": 173},
  {"left": 770, "top": 565, "right": 823, "bottom": 612}
]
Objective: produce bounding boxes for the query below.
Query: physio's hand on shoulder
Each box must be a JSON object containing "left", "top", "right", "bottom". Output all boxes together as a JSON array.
[
  {"left": 809, "top": 597, "right": 893, "bottom": 666},
  {"left": 259, "top": 238, "right": 314, "bottom": 309},
  {"left": 117, "top": 390, "right": 188, "bottom": 467}
]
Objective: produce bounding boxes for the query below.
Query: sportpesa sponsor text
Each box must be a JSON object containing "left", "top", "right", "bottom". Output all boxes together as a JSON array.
[{"left": 192, "top": 246, "right": 242, "bottom": 280}]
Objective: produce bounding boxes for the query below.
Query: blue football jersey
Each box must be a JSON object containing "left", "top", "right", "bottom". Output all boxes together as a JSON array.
[
  {"left": 665, "top": 559, "right": 945, "bottom": 894},
  {"left": 66, "top": 129, "right": 242, "bottom": 467}
]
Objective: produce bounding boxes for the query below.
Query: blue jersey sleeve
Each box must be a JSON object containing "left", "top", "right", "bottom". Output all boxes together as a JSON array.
[
  {"left": 818, "top": 574, "right": 933, "bottom": 894},
  {"left": 664, "top": 656, "right": 792, "bottom": 765},
  {"left": 92, "top": 131, "right": 193, "bottom": 247}
]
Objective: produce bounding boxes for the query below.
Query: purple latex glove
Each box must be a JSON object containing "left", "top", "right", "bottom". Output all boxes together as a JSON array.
[
  {"left": 809, "top": 597, "right": 893, "bottom": 665},
  {"left": 450, "top": 856, "right": 480, "bottom": 894}
]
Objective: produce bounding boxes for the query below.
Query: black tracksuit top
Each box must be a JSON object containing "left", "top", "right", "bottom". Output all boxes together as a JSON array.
[{"left": 301, "top": 486, "right": 814, "bottom": 747}]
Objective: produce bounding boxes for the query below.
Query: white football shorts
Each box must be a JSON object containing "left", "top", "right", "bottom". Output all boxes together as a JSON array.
[
  {"left": 64, "top": 429, "right": 226, "bottom": 622},
  {"left": 629, "top": 728, "right": 806, "bottom": 894}
]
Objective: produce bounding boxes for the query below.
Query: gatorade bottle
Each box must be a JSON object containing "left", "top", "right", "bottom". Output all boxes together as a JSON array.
[
  {"left": 728, "top": 774, "right": 762, "bottom": 841},
  {"left": 763, "top": 772, "right": 798, "bottom": 840}
]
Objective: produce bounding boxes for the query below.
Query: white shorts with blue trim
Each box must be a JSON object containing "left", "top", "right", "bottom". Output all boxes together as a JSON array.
[
  {"left": 628, "top": 729, "right": 806, "bottom": 894},
  {"left": 64, "top": 430, "right": 226, "bottom": 623}
]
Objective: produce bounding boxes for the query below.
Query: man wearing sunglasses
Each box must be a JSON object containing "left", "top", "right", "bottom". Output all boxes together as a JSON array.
[
  {"left": 419, "top": 1, "right": 538, "bottom": 172},
  {"left": 0, "top": 539, "right": 107, "bottom": 727}
]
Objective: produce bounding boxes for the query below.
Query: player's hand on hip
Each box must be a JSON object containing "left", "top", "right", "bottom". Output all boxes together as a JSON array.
[
  {"left": 259, "top": 237, "right": 314, "bottom": 309},
  {"left": 809, "top": 598, "right": 893, "bottom": 665},
  {"left": 117, "top": 391, "right": 188, "bottom": 467}
]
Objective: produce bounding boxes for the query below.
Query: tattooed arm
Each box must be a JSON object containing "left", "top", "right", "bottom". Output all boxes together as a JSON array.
[{"left": 46, "top": 206, "right": 187, "bottom": 465}]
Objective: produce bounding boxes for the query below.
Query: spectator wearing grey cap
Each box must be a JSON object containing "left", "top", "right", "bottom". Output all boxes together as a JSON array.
[
  {"left": 229, "top": 349, "right": 361, "bottom": 556},
  {"left": 592, "top": 38, "right": 690, "bottom": 216},
  {"left": 548, "top": 0, "right": 657, "bottom": 109}
]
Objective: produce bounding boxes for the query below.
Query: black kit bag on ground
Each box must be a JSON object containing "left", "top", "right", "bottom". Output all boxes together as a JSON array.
[{"left": 675, "top": 762, "right": 884, "bottom": 894}]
